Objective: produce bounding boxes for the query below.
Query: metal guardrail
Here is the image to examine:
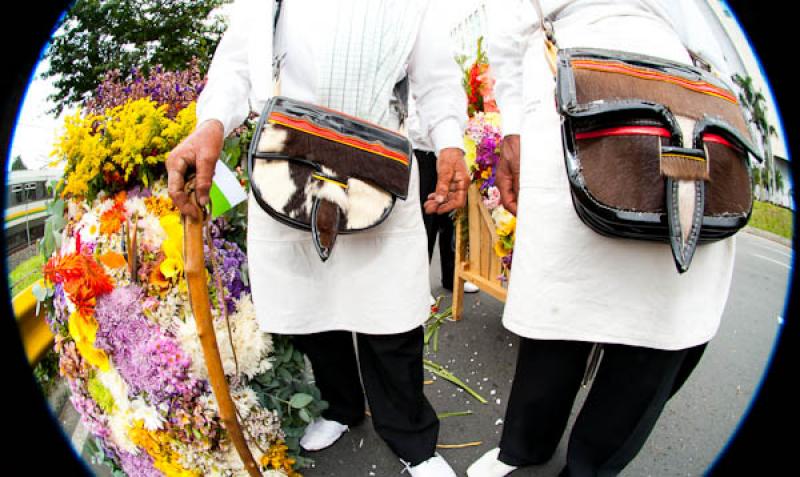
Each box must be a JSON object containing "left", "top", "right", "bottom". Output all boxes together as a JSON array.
[{"left": 12, "top": 279, "right": 54, "bottom": 364}]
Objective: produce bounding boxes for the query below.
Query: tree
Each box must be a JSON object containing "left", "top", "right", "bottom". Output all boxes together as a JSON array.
[
  {"left": 11, "top": 155, "right": 27, "bottom": 171},
  {"left": 41, "top": 0, "right": 231, "bottom": 115},
  {"left": 732, "top": 73, "right": 778, "bottom": 202}
]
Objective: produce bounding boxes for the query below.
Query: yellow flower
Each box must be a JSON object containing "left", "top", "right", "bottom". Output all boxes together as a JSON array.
[
  {"left": 494, "top": 239, "right": 509, "bottom": 258},
  {"left": 484, "top": 112, "right": 502, "bottom": 128},
  {"left": 68, "top": 310, "right": 97, "bottom": 344},
  {"left": 261, "top": 440, "right": 301, "bottom": 477},
  {"left": 463, "top": 135, "right": 477, "bottom": 171},
  {"left": 492, "top": 208, "right": 516, "bottom": 238},
  {"left": 52, "top": 99, "right": 198, "bottom": 199},
  {"left": 129, "top": 420, "right": 200, "bottom": 477},
  {"left": 159, "top": 213, "right": 184, "bottom": 280},
  {"left": 145, "top": 195, "right": 177, "bottom": 217},
  {"left": 68, "top": 311, "right": 110, "bottom": 371}
]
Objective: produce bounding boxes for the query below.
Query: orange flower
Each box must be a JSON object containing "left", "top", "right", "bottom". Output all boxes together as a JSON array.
[
  {"left": 149, "top": 257, "right": 171, "bottom": 294},
  {"left": 44, "top": 251, "right": 115, "bottom": 315},
  {"left": 100, "top": 207, "right": 125, "bottom": 236},
  {"left": 98, "top": 251, "right": 127, "bottom": 269}
]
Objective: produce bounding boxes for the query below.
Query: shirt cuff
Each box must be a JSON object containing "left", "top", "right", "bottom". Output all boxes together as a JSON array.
[
  {"left": 430, "top": 118, "right": 465, "bottom": 153},
  {"left": 499, "top": 103, "right": 523, "bottom": 137},
  {"left": 197, "top": 95, "right": 245, "bottom": 138}
]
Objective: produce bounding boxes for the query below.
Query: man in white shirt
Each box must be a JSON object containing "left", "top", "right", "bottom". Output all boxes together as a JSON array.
[
  {"left": 469, "top": 1, "right": 736, "bottom": 476},
  {"left": 166, "top": 1, "right": 467, "bottom": 476}
]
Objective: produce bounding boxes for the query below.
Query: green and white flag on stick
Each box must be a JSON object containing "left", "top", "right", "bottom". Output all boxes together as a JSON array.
[{"left": 209, "top": 161, "right": 248, "bottom": 219}]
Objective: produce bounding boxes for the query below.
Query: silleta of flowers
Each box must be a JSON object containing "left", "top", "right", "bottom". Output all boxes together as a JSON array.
[
  {"left": 41, "top": 64, "right": 321, "bottom": 477},
  {"left": 461, "top": 38, "right": 516, "bottom": 283}
]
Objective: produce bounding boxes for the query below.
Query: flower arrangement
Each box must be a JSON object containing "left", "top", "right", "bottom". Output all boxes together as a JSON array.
[
  {"left": 463, "top": 113, "right": 515, "bottom": 282},
  {"left": 41, "top": 63, "right": 324, "bottom": 477},
  {"left": 53, "top": 99, "right": 197, "bottom": 200},
  {"left": 460, "top": 38, "right": 516, "bottom": 283},
  {"left": 462, "top": 37, "right": 499, "bottom": 117}
]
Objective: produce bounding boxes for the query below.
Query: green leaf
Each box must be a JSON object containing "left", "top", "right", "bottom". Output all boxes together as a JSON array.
[
  {"left": 40, "top": 221, "right": 55, "bottom": 258},
  {"left": 298, "top": 407, "right": 311, "bottom": 423},
  {"left": 278, "top": 367, "right": 293, "bottom": 383},
  {"left": 289, "top": 393, "right": 314, "bottom": 409},
  {"left": 31, "top": 282, "right": 48, "bottom": 302}
]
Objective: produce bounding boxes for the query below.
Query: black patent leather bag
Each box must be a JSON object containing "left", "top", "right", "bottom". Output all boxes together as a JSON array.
[
  {"left": 247, "top": 96, "right": 413, "bottom": 261},
  {"left": 554, "top": 47, "right": 761, "bottom": 272}
]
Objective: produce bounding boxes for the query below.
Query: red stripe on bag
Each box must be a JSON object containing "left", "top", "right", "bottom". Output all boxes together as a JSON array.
[
  {"left": 702, "top": 133, "right": 736, "bottom": 149},
  {"left": 575, "top": 126, "right": 672, "bottom": 140}
]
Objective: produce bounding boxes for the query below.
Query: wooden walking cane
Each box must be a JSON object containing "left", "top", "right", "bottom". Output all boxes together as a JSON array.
[{"left": 182, "top": 177, "right": 262, "bottom": 477}]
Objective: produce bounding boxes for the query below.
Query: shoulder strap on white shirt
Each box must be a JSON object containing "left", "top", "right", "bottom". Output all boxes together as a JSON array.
[{"left": 530, "top": 0, "right": 558, "bottom": 75}]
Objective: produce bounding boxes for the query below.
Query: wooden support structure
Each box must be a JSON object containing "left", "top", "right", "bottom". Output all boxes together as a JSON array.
[{"left": 452, "top": 184, "right": 507, "bottom": 320}]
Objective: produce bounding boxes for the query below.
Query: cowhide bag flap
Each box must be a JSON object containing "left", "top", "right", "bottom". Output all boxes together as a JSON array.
[
  {"left": 555, "top": 48, "right": 761, "bottom": 273},
  {"left": 247, "top": 96, "right": 413, "bottom": 261}
]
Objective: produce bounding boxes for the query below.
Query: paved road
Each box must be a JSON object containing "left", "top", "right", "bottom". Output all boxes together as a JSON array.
[{"left": 59, "top": 229, "right": 791, "bottom": 476}]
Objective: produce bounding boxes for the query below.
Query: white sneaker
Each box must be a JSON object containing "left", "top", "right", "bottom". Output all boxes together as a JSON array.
[
  {"left": 404, "top": 453, "right": 457, "bottom": 477},
  {"left": 299, "top": 417, "right": 348, "bottom": 451},
  {"left": 464, "top": 281, "right": 479, "bottom": 293},
  {"left": 430, "top": 294, "right": 437, "bottom": 306},
  {"left": 466, "top": 448, "right": 518, "bottom": 477}
]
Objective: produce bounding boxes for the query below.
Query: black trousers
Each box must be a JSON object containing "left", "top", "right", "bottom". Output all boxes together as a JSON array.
[
  {"left": 416, "top": 149, "right": 455, "bottom": 290},
  {"left": 498, "top": 338, "right": 707, "bottom": 476},
  {"left": 292, "top": 327, "right": 439, "bottom": 465}
]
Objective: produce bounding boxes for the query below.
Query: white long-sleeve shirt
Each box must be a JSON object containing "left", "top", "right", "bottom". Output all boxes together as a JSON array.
[
  {"left": 198, "top": 0, "right": 465, "bottom": 153},
  {"left": 486, "top": 0, "right": 737, "bottom": 350},
  {"left": 197, "top": 0, "right": 467, "bottom": 335},
  {"left": 488, "top": 0, "right": 730, "bottom": 136}
]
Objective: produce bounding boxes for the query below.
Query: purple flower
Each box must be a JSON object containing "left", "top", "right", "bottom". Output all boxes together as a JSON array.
[
  {"left": 95, "top": 285, "right": 203, "bottom": 404},
  {"left": 48, "top": 283, "right": 68, "bottom": 330},
  {"left": 203, "top": 236, "right": 249, "bottom": 312},
  {"left": 117, "top": 449, "right": 160, "bottom": 477},
  {"left": 70, "top": 383, "right": 111, "bottom": 440}
]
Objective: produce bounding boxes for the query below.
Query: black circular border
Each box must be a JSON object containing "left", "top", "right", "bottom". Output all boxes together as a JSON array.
[{"left": 1, "top": 1, "right": 795, "bottom": 474}]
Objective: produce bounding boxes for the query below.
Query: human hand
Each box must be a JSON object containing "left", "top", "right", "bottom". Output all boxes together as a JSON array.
[
  {"left": 423, "top": 147, "right": 468, "bottom": 214},
  {"left": 166, "top": 120, "right": 225, "bottom": 220},
  {"left": 497, "top": 134, "right": 520, "bottom": 215}
]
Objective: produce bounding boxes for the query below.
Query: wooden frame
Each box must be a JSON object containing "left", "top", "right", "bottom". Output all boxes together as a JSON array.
[{"left": 452, "top": 184, "right": 507, "bottom": 320}]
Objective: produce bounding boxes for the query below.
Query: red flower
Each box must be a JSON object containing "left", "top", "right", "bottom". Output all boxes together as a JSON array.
[{"left": 44, "top": 251, "right": 115, "bottom": 315}]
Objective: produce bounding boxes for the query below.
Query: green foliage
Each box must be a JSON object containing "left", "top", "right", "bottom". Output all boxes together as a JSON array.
[
  {"left": 251, "top": 336, "right": 327, "bottom": 467},
  {"left": 11, "top": 155, "right": 27, "bottom": 171},
  {"left": 9, "top": 254, "right": 45, "bottom": 297},
  {"left": 750, "top": 200, "right": 793, "bottom": 239},
  {"left": 87, "top": 438, "right": 127, "bottom": 477},
  {"left": 42, "top": 0, "right": 232, "bottom": 114},
  {"left": 32, "top": 349, "right": 60, "bottom": 397},
  {"left": 39, "top": 197, "right": 65, "bottom": 260}
]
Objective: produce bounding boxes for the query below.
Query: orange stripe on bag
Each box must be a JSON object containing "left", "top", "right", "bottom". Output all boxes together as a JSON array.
[
  {"left": 268, "top": 112, "right": 410, "bottom": 166},
  {"left": 571, "top": 59, "right": 738, "bottom": 104}
]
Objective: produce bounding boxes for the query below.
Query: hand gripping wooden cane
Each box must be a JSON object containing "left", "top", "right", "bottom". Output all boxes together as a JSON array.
[{"left": 182, "top": 177, "right": 262, "bottom": 477}]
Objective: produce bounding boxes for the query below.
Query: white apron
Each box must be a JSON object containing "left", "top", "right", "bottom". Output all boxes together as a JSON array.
[
  {"left": 246, "top": 0, "right": 431, "bottom": 335},
  {"left": 502, "top": 8, "right": 736, "bottom": 351}
]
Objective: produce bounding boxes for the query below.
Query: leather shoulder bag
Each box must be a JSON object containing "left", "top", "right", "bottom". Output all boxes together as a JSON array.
[
  {"left": 531, "top": 0, "right": 761, "bottom": 273},
  {"left": 247, "top": 96, "right": 413, "bottom": 261}
]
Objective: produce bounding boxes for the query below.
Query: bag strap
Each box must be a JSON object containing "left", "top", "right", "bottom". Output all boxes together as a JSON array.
[{"left": 530, "top": 0, "right": 559, "bottom": 75}]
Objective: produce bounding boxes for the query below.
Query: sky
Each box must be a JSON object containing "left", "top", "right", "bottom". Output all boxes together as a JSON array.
[
  {"left": 8, "top": 0, "right": 482, "bottom": 173},
  {"left": 9, "top": 56, "right": 70, "bottom": 171}
]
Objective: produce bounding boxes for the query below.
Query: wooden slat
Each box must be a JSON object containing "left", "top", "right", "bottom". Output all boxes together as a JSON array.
[
  {"left": 459, "top": 270, "right": 508, "bottom": 303},
  {"left": 452, "top": 210, "right": 467, "bottom": 321},
  {"left": 467, "top": 186, "right": 481, "bottom": 273},
  {"left": 479, "top": 221, "right": 490, "bottom": 278}
]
